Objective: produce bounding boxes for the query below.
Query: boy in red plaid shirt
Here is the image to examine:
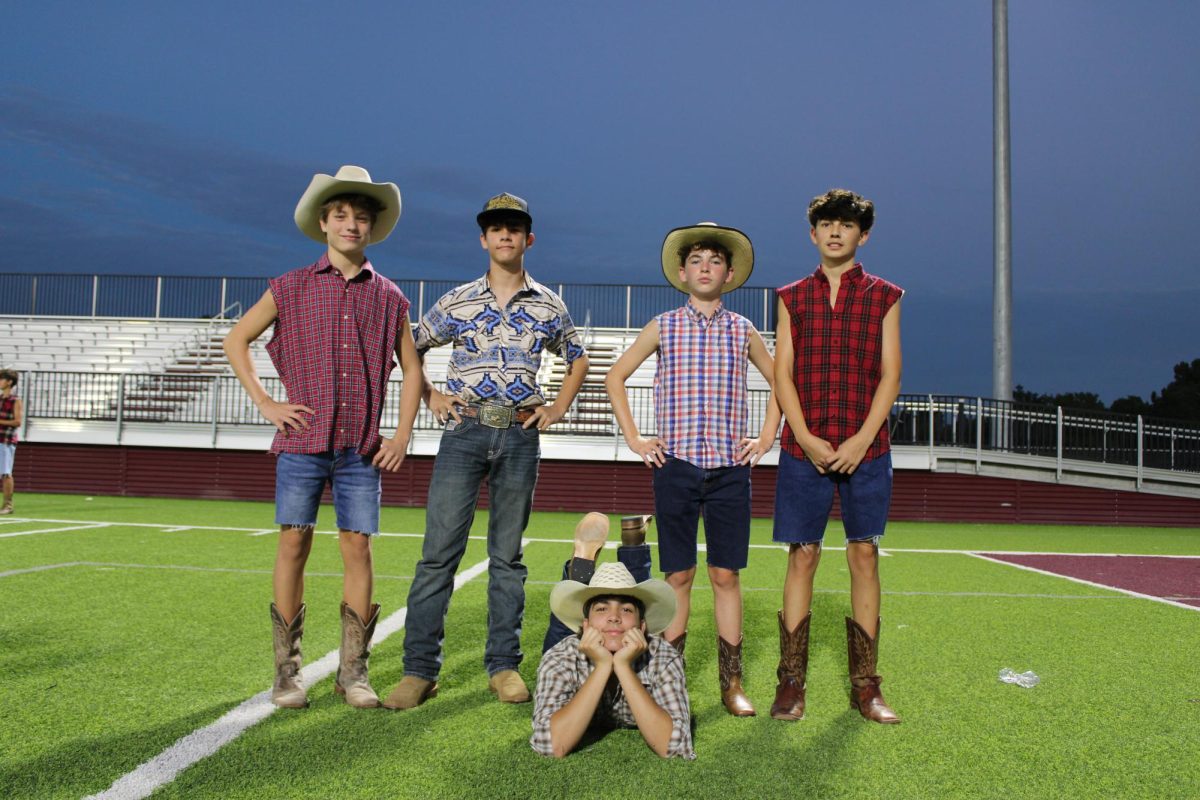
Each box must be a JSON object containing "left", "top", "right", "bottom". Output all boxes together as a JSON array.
[
  {"left": 771, "top": 188, "right": 903, "bottom": 724},
  {"left": 607, "top": 222, "right": 779, "bottom": 717},
  {"left": 224, "top": 166, "right": 423, "bottom": 710}
]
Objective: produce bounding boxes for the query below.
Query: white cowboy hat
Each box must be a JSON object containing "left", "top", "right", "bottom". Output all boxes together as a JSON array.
[
  {"left": 294, "top": 165, "right": 402, "bottom": 244},
  {"left": 660, "top": 221, "right": 754, "bottom": 294},
  {"left": 549, "top": 562, "right": 676, "bottom": 635}
]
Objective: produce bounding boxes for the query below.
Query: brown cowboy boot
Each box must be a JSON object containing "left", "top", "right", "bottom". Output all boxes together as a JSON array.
[
  {"left": 770, "top": 610, "right": 811, "bottom": 721},
  {"left": 846, "top": 616, "right": 900, "bottom": 724},
  {"left": 269, "top": 603, "right": 308, "bottom": 708},
  {"left": 718, "top": 636, "right": 756, "bottom": 717},
  {"left": 335, "top": 602, "right": 382, "bottom": 708},
  {"left": 620, "top": 514, "right": 652, "bottom": 547}
]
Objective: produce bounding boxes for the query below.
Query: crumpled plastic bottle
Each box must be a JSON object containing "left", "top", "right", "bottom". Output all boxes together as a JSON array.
[{"left": 998, "top": 668, "right": 1040, "bottom": 688}]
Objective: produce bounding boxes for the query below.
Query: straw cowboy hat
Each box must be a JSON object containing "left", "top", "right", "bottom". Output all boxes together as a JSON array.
[
  {"left": 549, "top": 562, "right": 676, "bottom": 635},
  {"left": 294, "top": 165, "right": 402, "bottom": 244},
  {"left": 660, "top": 221, "right": 754, "bottom": 294}
]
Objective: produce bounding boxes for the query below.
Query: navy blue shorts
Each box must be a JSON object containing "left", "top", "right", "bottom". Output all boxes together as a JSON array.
[
  {"left": 772, "top": 450, "right": 892, "bottom": 545},
  {"left": 653, "top": 458, "right": 751, "bottom": 573}
]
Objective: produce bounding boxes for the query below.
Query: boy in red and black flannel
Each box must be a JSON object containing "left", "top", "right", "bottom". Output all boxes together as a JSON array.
[
  {"left": 771, "top": 189, "right": 903, "bottom": 724},
  {"left": 224, "top": 166, "right": 423, "bottom": 710}
]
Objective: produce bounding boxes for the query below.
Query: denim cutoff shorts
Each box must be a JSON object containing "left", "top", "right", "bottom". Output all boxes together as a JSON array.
[
  {"left": 0, "top": 444, "right": 15, "bottom": 476},
  {"left": 773, "top": 450, "right": 892, "bottom": 545},
  {"left": 275, "top": 449, "right": 381, "bottom": 535},
  {"left": 653, "top": 457, "right": 752, "bottom": 572}
]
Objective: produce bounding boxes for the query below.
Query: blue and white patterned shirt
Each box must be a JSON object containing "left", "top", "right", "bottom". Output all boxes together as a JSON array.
[{"left": 416, "top": 272, "right": 586, "bottom": 407}]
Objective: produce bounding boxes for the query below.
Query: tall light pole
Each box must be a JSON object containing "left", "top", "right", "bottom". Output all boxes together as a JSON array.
[{"left": 993, "top": 0, "right": 1013, "bottom": 400}]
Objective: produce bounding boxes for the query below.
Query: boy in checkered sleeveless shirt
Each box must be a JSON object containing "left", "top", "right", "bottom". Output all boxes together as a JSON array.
[
  {"left": 224, "top": 166, "right": 423, "bottom": 710},
  {"left": 606, "top": 222, "right": 780, "bottom": 718}
]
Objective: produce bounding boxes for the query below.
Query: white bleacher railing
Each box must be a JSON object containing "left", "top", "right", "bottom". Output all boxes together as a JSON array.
[
  {"left": 0, "top": 274, "right": 781, "bottom": 332},
  {"left": 15, "top": 369, "right": 1200, "bottom": 478}
]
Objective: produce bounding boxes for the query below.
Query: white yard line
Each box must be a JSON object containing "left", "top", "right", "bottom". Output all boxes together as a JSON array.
[
  {"left": 0, "top": 561, "right": 417, "bottom": 582},
  {"left": 0, "top": 522, "right": 110, "bottom": 539},
  {"left": 891, "top": 547, "right": 1200, "bottom": 559},
  {"left": 84, "top": 553, "right": 495, "bottom": 800},
  {"left": 3, "top": 560, "right": 1137, "bottom": 602},
  {"left": 2, "top": 517, "right": 268, "bottom": 532},
  {"left": 967, "top": 552, "right": 1200, "bottom": 613},
  {"left": 0, "top": 561, "right": 87, "bottom": 578}
]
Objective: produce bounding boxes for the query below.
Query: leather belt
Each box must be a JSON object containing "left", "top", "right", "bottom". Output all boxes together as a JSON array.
[{"left": 459, "top": 403, "right": 536, "bottom": 429}]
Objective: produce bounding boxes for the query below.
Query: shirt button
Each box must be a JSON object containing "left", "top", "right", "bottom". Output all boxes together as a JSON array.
[
  {"left": 343, "top": 315, "right": 349, "bottom": 320},
  {"left": 342, "top": 344, "right": 348, "bottom": 348},
  {"left": 342, "top": 373, "right": 347, "bottom": 378}
]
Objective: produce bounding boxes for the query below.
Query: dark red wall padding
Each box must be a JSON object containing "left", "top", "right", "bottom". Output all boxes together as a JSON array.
[{"left": 13, "top": 442, "right": 1200, "bottom": 527}]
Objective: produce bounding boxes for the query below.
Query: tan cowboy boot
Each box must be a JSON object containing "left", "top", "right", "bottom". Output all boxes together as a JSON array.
[
  {"left": 335, "top": 602, "right": 381, "bottom": 708},
  {"left": 569, "top": 512, "right": 610, "bottom": 582},
  {"left": 770, "top": 610, "right": 811, "bottom": 720},
  {"left": 488, "top": 669, "right": 531, "bottom": 703},
  {"left": 846, "top": 616, "right": 901, "bottom": 724},
  {"left": 383, "top": 675, "right": 438, "bottom": 710},
  {"left": 718, "top": 635, "right": 756, "bottom": 717},
  {"left": 269, "top": 603, "right": 308, "bottom": 708}
]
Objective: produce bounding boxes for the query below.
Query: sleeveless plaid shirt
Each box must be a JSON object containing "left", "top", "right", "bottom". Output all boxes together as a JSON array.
[
  {"left": 777, "top": 264, "right": 903, "bottom": 462},
  {"left": 265, "top": 255, "right": 410, "bottom": 455},
  {"left": 654, "top": 303, "right": 753, "bottom": 469},
  {"left": 0, "top": 395, "right": 18, "bottom": 445}
]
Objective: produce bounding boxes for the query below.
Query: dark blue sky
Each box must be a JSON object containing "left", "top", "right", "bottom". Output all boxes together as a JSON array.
[{"left": 3, "top": 1, "right": 1198, "bottom": 402}]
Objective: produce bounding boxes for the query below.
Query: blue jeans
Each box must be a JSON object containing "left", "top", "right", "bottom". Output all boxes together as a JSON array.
[
  {"left": 274, "top": 450, "right": 381, "bottom": 534},
  {"left": 403, "top": 417, "right": 541, "bottom": 679},
  {"left": 541, "top": 544, "right": 653, "bottom": 653},
  {"left": 773, "top": 450, "right": 893, "bottom": 544}
]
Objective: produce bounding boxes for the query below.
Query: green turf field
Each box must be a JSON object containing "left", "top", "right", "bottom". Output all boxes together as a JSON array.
[{"left": 1, "top": 493, "right": 1197, "bottom": 800}]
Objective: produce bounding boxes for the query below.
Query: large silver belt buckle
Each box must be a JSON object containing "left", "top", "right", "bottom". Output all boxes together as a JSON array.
[{"left": 479, "top": 404, "right": 512, "bottom": 429}]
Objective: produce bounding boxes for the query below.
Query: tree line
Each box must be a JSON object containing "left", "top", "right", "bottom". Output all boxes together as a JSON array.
[{"left": 1014, "top": 358, "right": 1200, "bottom": 422}]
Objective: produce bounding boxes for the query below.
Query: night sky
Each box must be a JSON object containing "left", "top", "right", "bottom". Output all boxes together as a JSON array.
[{"left": 3, "top": 1, "right": 1198, "bottom": 401}]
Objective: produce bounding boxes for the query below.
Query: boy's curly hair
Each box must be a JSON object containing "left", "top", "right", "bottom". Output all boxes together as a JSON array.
[{"left": 808, "top": 189, "right": 875, "bottom": 232}]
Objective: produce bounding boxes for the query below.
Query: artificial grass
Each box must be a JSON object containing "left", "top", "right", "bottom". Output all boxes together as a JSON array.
[{"left": 1, "top": 493, "right": 1197, "bottom": 799}]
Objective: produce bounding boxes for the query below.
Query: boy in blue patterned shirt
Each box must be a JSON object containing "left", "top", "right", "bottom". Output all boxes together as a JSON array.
[{"left": 385, "top": 193, "right": 590, "bottom": 710}]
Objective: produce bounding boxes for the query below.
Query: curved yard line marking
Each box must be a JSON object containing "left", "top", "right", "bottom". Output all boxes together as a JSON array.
[
  {"left": 0, "top": 522, "right": 109, "bottom": 538},
  {"left": 84, "top": 554, "right": 493, "bottom": 800},
  {"left": 0, "top": 561, "right": 86, "bottom": 578},
  {"left": 968, "top": 552, "right": 1200, "bottom": 613},
  {"left": 883, "top": 547, "right": 1200, "bottom": 558}
]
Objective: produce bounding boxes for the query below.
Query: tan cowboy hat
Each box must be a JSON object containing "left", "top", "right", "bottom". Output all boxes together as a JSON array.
[
  {"left": 549, "top": 562, "right": 676, "bottom": 635},
  {"left": 661, "top": 221, "right": 754, "bottom": 294},
  {"left": 294, "top": 165, "right": 402, "bottom": 244}
]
